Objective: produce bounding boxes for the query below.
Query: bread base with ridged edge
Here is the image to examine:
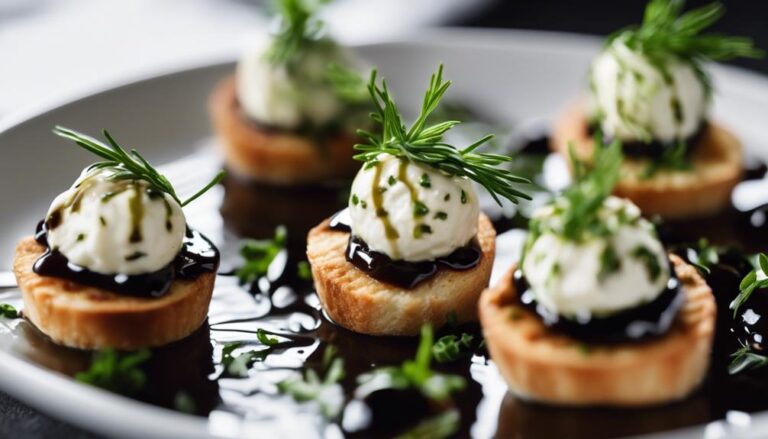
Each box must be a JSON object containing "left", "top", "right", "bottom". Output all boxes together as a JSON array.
[
  {"left": 12, "top": 237, "right": 216, "bottom": 350},
  {"left": 551, "top": 104, "right": 743, "bottom": 219},
  {"left": 209, "top": 75, "right": 359, "bottom": 184},
  {"left": 306, "top": 213, "right": 496, "bottom": 336},
  {"left": 479, "top": 254, "right": 715, "bottom": 407}
]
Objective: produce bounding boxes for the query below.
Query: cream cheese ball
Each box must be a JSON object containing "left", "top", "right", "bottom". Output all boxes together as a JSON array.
[
  {"left": 236, "top": 34, "right": 360, "bottom": 130},
  {"left": 45, "top": 166, "right": 186, "bottom": 275},
  {"left": 589, "top": 38, "right": 708, "bottom": 144},
  {"left": 348, "top": 155, "right": 480, "bottom": 262},
  {"left": 522, "top": 196, "right": 670, "bottom": 319}
]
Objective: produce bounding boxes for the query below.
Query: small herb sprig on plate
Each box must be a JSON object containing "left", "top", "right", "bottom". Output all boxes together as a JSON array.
[
  {"left": 729, "top": 343, "right": 768, "bottom": 375},
  {"left": 235, "top": 226, "right": 287, "bottom": 285},
  {"left": 610, "top": 0, "right": 762, "bottom": 92},
  {"left": 76, "top": 348, "right": 151, "bottom": 394},
  {"left": 277, "top": 346, "right": 346, "bottom": 419},
  {"left": 353, "top": 65, "right": 530, "bottom": 206},
  {"left": 356, "top": 325, "right": 466, "bottom": 403},
  {"left": 730, "top": 253, "right": 768, "bottom": 317},
  {"left": 432, "top": 333, "right": 475, "bottom": 363},
  {"left": 220, "top": 330, "right": 282, "bottom": 377},
  {"left": 53, "top": 127, "right": 224, "bottom": 207},
  {"left": 0, "top": 303, "right": 19, "bottom": 319}
]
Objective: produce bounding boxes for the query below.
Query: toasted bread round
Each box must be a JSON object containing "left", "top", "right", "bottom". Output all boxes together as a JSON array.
[
  {"left": 551, "top": 104, "right": 743, "bottom": 219},
  {"left": 306, "top": 214, "right": 496, "bottom": 336},
  {"left": 13, "top": 237, "right": 215, "bottom": 350},
  {"left": 479, "top": 254, "right": 715, "bottom": 407},
  {"left": 209, "top": 75, "right": 359, "bottom": 184}
]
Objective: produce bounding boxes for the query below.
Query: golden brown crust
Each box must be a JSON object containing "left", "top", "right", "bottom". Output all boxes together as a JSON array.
[
  {"left": 551, "top": 104, "right": 743, "bottom": 219},
  {"left": 12, "top": 237, "right": 215, "bottom": 350},
  {"left": 209, "top": 75, "right": 359, "bottom": 184},
  {"left": 306, "top": 214, "right": 496, "bottom": 336},
  {"left": 479, "top": 254, "right": 716, "bottom": 407}
]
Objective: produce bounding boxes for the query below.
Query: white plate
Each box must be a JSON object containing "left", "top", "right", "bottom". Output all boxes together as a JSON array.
[{"left": 1, "top": 28, "right": 768, "bottom": 438}]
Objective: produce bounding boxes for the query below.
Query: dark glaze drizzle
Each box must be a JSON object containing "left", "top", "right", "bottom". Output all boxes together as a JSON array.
[
  {"left": 33, "top": 221, "right": 219, "bottom": 298},
  {"left": 512, "top": 268, "right": 684, "bottom": 343},
  {"left": 588, "top": 121, "right": 708, "bottom": 160},
  {"left": 328, "top": 209, "right": 482, "bottom": 288}
]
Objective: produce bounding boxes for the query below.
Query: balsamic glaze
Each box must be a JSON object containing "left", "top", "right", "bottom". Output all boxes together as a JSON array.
[
  {"left": 513, "top": 269, "right": 684, "bottom": 343},
  {"left": 588, "top": 122, "right": 707, "bottom": 160},
  {"left": 328, "top": 209, "right": 482, "bottom": 288},
  {"left": 33, "top": 221, "right": 219, "bottom": 298}
]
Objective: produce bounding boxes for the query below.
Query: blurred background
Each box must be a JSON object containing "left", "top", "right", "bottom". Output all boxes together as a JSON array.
[
  {"left": 1, "top": 0, "right": 767, "bottom": 437},
  {"left": 2, "top": 0, "right": 767, "bottom": 123}
]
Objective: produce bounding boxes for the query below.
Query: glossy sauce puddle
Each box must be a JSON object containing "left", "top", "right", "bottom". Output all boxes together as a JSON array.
[{"left": 1, "top": 130, "right": 767, "bottom": 438}]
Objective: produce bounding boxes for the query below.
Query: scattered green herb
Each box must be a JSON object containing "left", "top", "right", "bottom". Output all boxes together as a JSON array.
[
  {"left": 460, "top": 190, "right": 467, "bottom": 204},
  {"left": 257, "top": 328, "right": 280, "bottom": 347},
  {"left": 0, "top": 304, "right": 18, "bottom": 319},
  {"left": 434, "top": 211, "right": 448, "bottom": 220},
  {"left": 388, "top": 175, "right": 397, "bottom": 186},
  {"left": 297, "top": 261, "right": 312, "bottom": 280},
  {"left": 235, "top": 226, "right": 287, "bottom": 285},
  {"left": 325, "top": 62, "right": 368, "bottom": 103},
  {"left": 277, "top": 354, "right": 345, "bottom": 419},
  {"left": 173, "top": 391, "right": 196, "bottom": 414},
  {"left": 413, "top": 224, "right": 433, "bottom": 238},
  {"left": 731, "top": 253, "right": 768, "bottom": 317},
  {"left": 351, "top": 194, "right": 359, "bottom": 205},
  {"left": 353, "top": 65, "right": 529, "bottom": 205},
  {"left": 729, "top": 343, "right": 768, "bottom": 375},
  {"left": 413, "top": 201, "right": 429, "bottom": 217},
  {"left": 53, "top": 127, "right": 224, "bottom": 208},
  {"left": 432, "top": 333, "right": 474, "bottom": 363},
  {"left": 641, "top": 141, "right": 691, "bottom": 179},
  {"left": 356, "top": 325, "right": 466, "bottom": 402},
  {"left": 419, "top": 173, "right": 431, "bottom": 188},
  {"left": 75, "top": 348, "right": 151, "bottom": 394},
  {"left": 220, "top": 342, "right": 268, "bottom": 378},
  {"left": 396, "top": 409, "right": 460, "bottom": 439},
  {"left": 266, "top": 0, "right": 326, "bottom": 64}
]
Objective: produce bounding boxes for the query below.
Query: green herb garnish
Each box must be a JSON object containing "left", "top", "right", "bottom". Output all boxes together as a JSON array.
[
  {"left": 277, "top": 352, "right": 345, "bottom": 419},
  {"left": 396, "top": 409, "right": 459, "bottom": 439},
  {"left": 220, "top": 341, "right": 269, "bottom": 378},
  {"left": 640, "top": 141, "right": 691, "bottom": 178},
  {"left": 297, "top": 261, "right": 312, "bottom": 280},
  {"left": 257, "top": 328, "right": 280, "bottom": 347},
  {"left": 413, "top": 201, "right": 430, "bottom": 217},
  {"left": 685, "top": 238, "right": 719, "bottom": 274},
  {"left": 0, "top": 304, "right": 19, "bottom": 319},
  {"left": 730, "top": 253, "right": 768, "bottom": 317},
  {"left": 76, "top": 348, "right": 151, "bottom": 394},
  {"left": 632, "top": 245, "right": 663, "bottom": 282},
  {"left": 266, "top": 0, "right": 326, "bottom": 65},
  {"left": 610, "top": 0, "right": 762, "bottom": 96},
  {"left": 235, "top": 226, "right": 287, "bottom": 285},
  {"left": 419, "top": 173, "right": 431, "bottom": 188},
  {"left": 729, "top": 343, "right": 768, "bottom": 375},
  {"left": 326, "top": 62, "right": 369, "bottom": 104},
  {"left": 432, "top": 333, "right": 474, "bottom": 363},
  {"left": 353, "top": 65, "right": 530, "bottom": 205},
  {"left": 53, "top": 127, "right": 224, "bottom": 208},
  {"left": 356, "top": 325, "right": 466, "bottom": 402},
  {"left": 598, "top": 245, "right": 621, "bottom": 282}
]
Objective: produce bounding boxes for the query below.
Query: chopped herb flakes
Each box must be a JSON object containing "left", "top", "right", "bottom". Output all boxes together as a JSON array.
[
  {"left": 419, "top": 173, "right": 431, "bottom": 188},
  {"left": 388, "top": 175, "right": 397, "bottom": 186},
  {"left": 351, "top": 194, "right": 359, "bottom": 205},
  {"left": 434, "top": 211, "right": 448, "bottom": 220},
  {"left": 632, "top": 245, "right": 662, "bottom": 282},
  {"left": 414, "top": 224, "right": 433, "bottom": 238},
  {"left": 236, "top": 226, "right": 287, "bottom": 285},
  {"left": 413, "top": 201, "right": 429, "bottom": 217},
  {"left": 460, "top": 190, "right": 467, "bottom": 204},
  {"left": 76, "top": 348, "right": 151, "bottom": 394},
  {"left": 598, "top": 245, "right": 621, "bottom": 281}
]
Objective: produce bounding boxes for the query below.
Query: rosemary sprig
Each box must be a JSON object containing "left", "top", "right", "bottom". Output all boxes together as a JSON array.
[
  {"left": 611, "top": 0, "right": 762, "bottom": 86},
  {"left": 730, "top": 253, "right": 768, "bottom": 317},
  {"left": 53, "top": 127, "right": 224, "bottom": 207},
  {"left": 562, "top": 136, "right": 624, "bottom": 241},
  {"left": 267, "top": 0, "right": 328, "bottom": 65},
  {"left": 353, "top": 65, "right": 530, "bottom": 205}
]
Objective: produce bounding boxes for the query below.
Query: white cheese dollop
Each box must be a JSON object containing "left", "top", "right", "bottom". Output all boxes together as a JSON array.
[
  {"left": 589, "top": 38, "right": 708, "bottom": 144},
  {"left": 45, "top": 167, "right": 186, "bottom": 275},
  {"left": 348, "top": 155, "right": 479, "bottom": 262},
  {"left": 236, "top": 35, "right": 359, "bottom": 130},
  {"left": 522, "top": 196, "right": 670, "bottom": 318}
]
